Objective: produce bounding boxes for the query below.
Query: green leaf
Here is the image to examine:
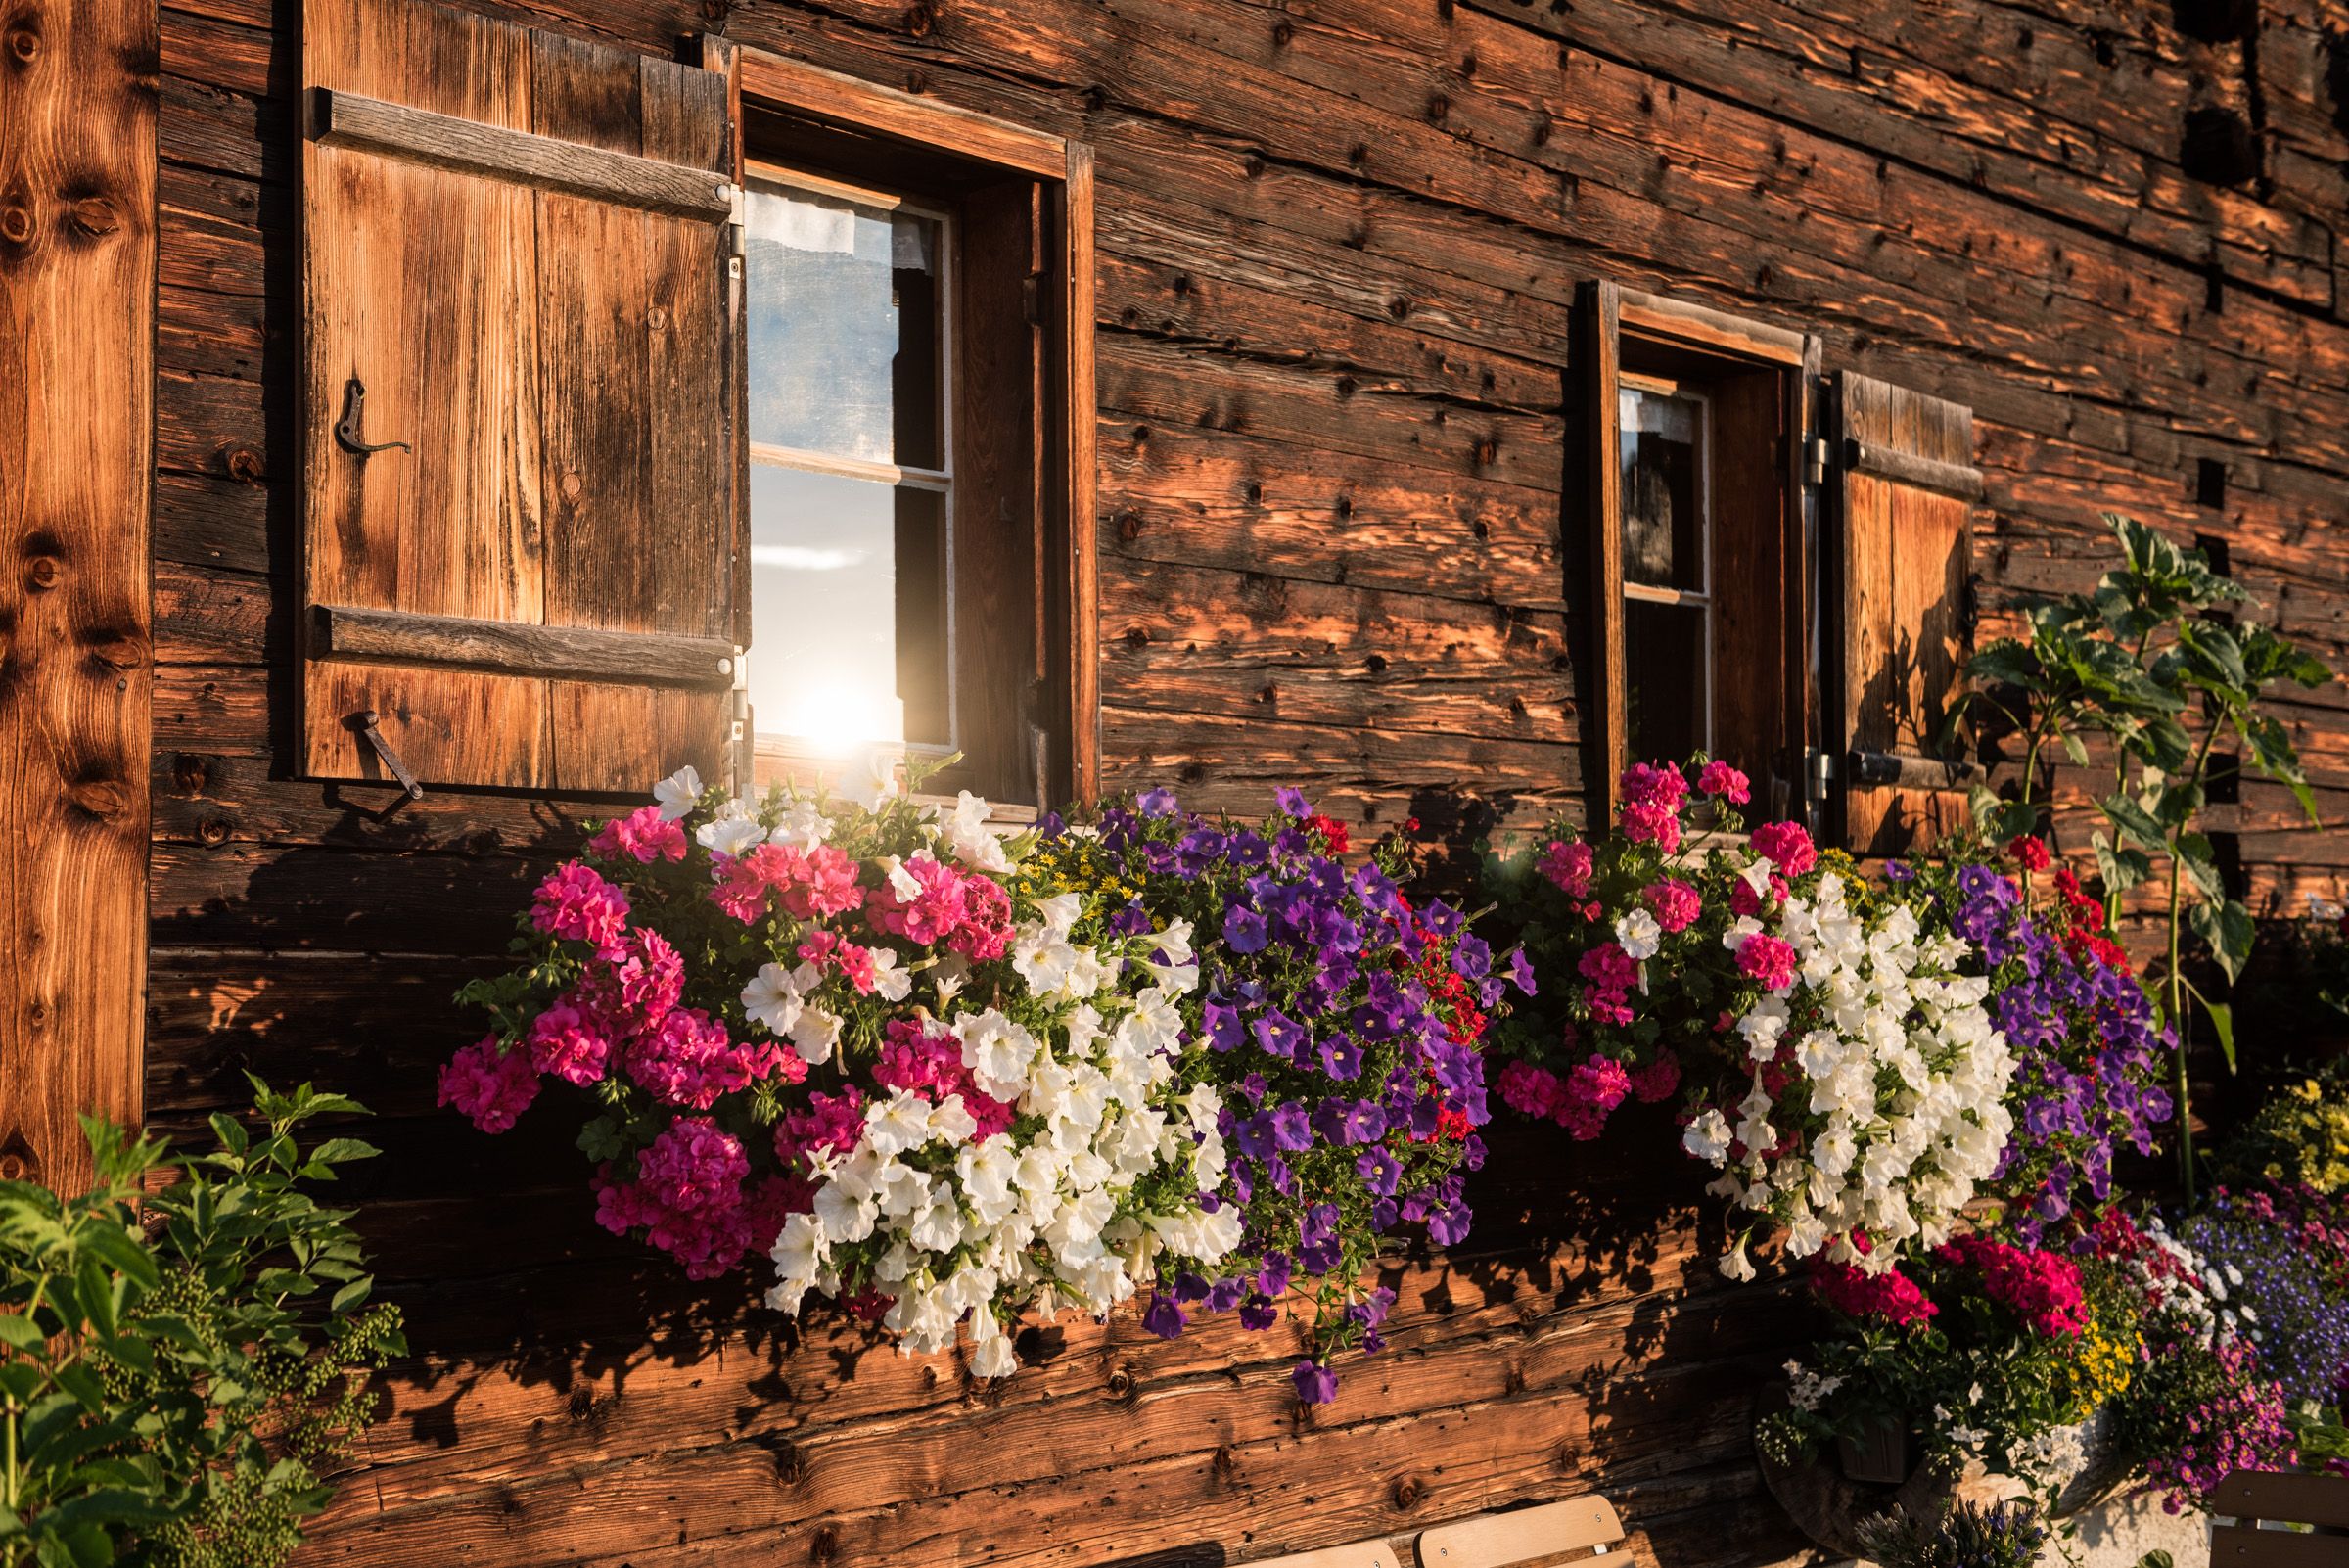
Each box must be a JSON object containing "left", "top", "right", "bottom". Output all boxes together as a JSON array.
[
  {"left": 2100, "top": 792, "right": 2166, "bottom": 852},
  {"left": 0, "top": 1313, "right": 42, "bottom": 1351},
  {"left": 306, "top": 1137, "right": 380, "bottom": 1166},
  {"left": 2201, "top": 997, "right": 2236, "bottom": 1074},
  {"left": 2060, "top": 728, "right": 2092, "bottom": 768},
  {"left": 329, "top": 1277, "right": 374, "bottom": 1314},
  {"left": 2092, "top": 832, "right": 2152, "bottom": 897},
  {"left": 2187, "top": 899, "right": 2258, "bottom": 982}
]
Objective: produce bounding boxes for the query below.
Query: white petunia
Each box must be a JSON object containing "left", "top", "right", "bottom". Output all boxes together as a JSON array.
[
  {"left": 741, "top": 963, "right": 803, "bottom": 1036},
  {"left": 769, "top": 798, "right": 833, "bottom": 848},
  {"left": 1614, "top": 907, "right": 1663, "bottom": 961},
  {"left": 867, "top": 945, "right": 913, "bottom": 1001},
  {"left": 788, "top": 1004, "right": 842, "bottom": 1066},
  {"left": 653, "top": 764, "right": 703, "bottom": 821},
  {"left": 697, "top": 807, "right": 766, "bottom": 858}
]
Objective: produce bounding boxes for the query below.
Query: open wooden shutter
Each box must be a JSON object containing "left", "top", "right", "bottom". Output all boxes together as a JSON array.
[
  {"left": 1830, "top": 372, "right": 1983, "bottom": 855},
  {"left": 300, "top": 0, "right": 740, "bottom": 793}
]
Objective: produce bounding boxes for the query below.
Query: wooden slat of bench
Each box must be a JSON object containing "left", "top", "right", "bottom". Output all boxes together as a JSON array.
[
  {"left": 2210, "top": 1471, "right": 2349, "bottom": 1530},
  {"left": 1251, "top": 1542, "right": 1404, "bottom": 1568},
  {"left": 1415, "top": 1498, "right": 1626, "bottom": 1568},
  {"left": 2211, "top": 1524, "right": 2349, "bottom": 1568}
]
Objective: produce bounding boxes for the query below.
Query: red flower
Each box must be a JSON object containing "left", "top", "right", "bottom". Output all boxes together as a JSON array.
[{"left": 2006, "top": 833, "right": 2051, "bottom": 872}]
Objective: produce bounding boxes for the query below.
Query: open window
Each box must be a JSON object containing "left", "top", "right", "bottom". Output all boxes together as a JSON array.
[
  {"left": 715, "top": 41, "right": 1097, "bottom": 811},
  {"left": 1581, "top": 283, "right": 1819, "bottom": 821},
  {"left": 295, "top": 0, "right": 1096, "bottom": 807}
]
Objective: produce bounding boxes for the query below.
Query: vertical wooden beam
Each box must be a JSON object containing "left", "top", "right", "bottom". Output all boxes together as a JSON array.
[
  {"left": 1579, "top": 279, "right": 1625, "bottom": 820},
  {"left": 1060, "top": 141, "right": 1100, "bottom": 807},
  {"left": 0, "top": 0, "right": 157, "bottom": 1193}
]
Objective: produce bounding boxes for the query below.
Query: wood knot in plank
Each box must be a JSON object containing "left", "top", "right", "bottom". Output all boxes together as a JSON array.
[
  {"left": 197, "top": 815, "right": 231, "bottom": 847},
  {"left": 171, "top": 753, "right": 211, "bottom": 794},
  {"left": 1391, "top": 1473, "right": 1428, "bottom": 1511},
  {"left": 0, "top": 1130, "right": 40, "bottom": 1184},
  {"left": 65, "top": 777, "right": 127, "bottom": 820},
  {"left": 0, "top": 205, "right": 33, "bottom": 246},
  {"left": 221, "top": 444, "right": 264, "bottom": 483},
  {"left": 69, "top": 197, "right": 119, "bottom": 237},
  {"left": 810, "top": 1524, "right": 841, "bottom": 1561},
  {"left": 23, "top": 555, "right": 59, "bottom": 591},
  {"left": 80, "top": 625, "right": 146, "bottom": 670},
  {"left": 1114, "top": 511, "right": 1141, "bottom": 542},
  {"left": 5, "top": 25, "right": 37, "bottom": 66}
]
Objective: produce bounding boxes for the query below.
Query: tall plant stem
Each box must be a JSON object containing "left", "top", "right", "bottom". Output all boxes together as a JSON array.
[
  {"left": 2164, "top": 849, "right": 2194, "bottom": 1204},
  {"left": 2161, "top": 717, "right": 2226, "bottom": 1206}
]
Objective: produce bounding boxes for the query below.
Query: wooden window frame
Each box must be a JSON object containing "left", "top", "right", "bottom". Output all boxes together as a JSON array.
[
  {"left": 1582, "top": 280, "right": 1819, "bottom": 822},
  {"left": 703, "top": 38, "right": 1100, "bottom": 807}
]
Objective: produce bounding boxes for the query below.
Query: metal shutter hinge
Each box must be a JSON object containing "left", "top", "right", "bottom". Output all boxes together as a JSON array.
[{"left": 1802, "top": 435, "right": 1831, "bottom": 487}]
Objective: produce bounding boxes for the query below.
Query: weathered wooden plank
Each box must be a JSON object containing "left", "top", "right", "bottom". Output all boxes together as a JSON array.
[
  {"left": 1099, "top": 705, "right": 1580, "bottom": 837},
  {"left": 314, "top": 605, "right": 737, "bottom": 688},
  {"left": 0, "top": 0, "right": 155, "bottom": 1193},
  {"left": 308, "top": 88, "right": 734, "bottom": 217},
  {"left": 1099, "top": 556, "right": 1576, "bottom": 744},
  {"left": 1099, "top": 420, "right": 1567, "bottom": 612}
]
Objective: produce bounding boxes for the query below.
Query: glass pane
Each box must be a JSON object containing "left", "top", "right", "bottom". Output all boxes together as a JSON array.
[
  {"left": 1625, "top": 598, "right": 1709, "bottom": 765},
  {"left": 749, "top": 467, "right": 947, "bottom": 752},
  {"left": 745, "top": 182, "right": 944, "bottom": 467},
  {"left": 1619, "top": 387, "right": 1705, "bottom": 591}
]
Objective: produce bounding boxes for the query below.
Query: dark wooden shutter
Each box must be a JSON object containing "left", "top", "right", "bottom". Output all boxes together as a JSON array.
[
  {"left": 1830, "top": 372, "right": 1984, "bottom": 854},
  {"left": 300, "top": 0, "right": 740, "bottom": 793}
]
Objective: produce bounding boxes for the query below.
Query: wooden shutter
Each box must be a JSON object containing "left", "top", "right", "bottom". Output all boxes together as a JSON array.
[
  {"left": 1830, "top": 372, "right": 1984, "bottom": 854},
  {"left": 300, "top": 0, "right": 740, "bottom": 793}
]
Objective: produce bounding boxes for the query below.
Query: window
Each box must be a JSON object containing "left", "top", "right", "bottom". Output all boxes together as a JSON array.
[
  {"left": 724, "top": 47, "right": 1100, "bottom": 809},
  {"left": 1582, "top": 283, "right": 1819, "bottom": 821},
  {"left": 1618, "top": 379, "right": 1713, "bottom": 764},
  {"left": 293, "top": 11, "right": 1098, "bottom": 806},
  {"left": 743, "top": 170, "right": 953, "bottom": 758}
]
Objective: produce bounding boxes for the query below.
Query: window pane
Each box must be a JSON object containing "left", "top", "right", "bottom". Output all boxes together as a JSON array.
[
  {"left": 745, "top": 183, "right": 944, "bottom": 468},
  {"left": 1619, "top": 387, "right": 1705, "bottom": 591},
  {"left": 1625, "top": 598, "right": 1709, "bottom": 765},
  {"left": 749, "top": 467, "right": 947, "bottom": 752}
]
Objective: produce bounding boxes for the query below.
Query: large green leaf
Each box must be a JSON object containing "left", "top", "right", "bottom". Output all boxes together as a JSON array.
[
  {"left": 2187, "top": 899, "right": 2258, "bottom": 982},
  {"left": 2100, "top": 792, "right": 2167, "bottom": 852}
]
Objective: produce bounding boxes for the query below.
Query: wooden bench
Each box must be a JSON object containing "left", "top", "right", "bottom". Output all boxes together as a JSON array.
[
  {"left": 2210, "top": 1470, "right": 2349, "bottom": 1567},
  {"left": 1253, "top": 1496, "right": 1627, "bottom": 1568}
]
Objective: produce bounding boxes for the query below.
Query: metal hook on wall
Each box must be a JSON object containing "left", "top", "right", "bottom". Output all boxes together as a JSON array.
[{"left": 335, "top": 377, "right": 412, "bottom": 457}]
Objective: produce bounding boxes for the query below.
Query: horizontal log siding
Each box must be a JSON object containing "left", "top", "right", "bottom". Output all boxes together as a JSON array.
[{"left": 146, "top": 0, "right": 2348, "bottom": 1562}]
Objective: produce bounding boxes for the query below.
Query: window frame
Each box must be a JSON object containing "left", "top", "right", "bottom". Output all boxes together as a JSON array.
[
  {"left": 1581, "top": 280, "right": 1820, "bottom": 822},
  {"left": 703, "top": 37, "right": 1100, "bottom": 808}
]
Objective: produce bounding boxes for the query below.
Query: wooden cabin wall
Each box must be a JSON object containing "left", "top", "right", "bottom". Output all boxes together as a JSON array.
[{"left": 145, "top": 0, "right": 2349, "bottom": 1563}]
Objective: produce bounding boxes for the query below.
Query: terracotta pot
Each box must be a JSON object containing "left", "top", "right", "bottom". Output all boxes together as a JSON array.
[{"left": 1837, "top": 1412, "right": 1912, "bottom": 1485}]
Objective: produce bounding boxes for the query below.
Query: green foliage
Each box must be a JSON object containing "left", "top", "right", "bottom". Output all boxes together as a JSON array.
[
  {"left": 0, "top": 1080, "right": 405, "bottom": 1568},
  {"left": 1964, "top": 515, "right": 2335, "bottom": 1199},
  {"left": 1854, "top": 1499, "right": 2050, "bottom": 1568}
]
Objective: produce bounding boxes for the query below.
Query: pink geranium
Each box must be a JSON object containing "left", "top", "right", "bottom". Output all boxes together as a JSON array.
[
  {"left": 871, "top": 1018, "right": 1019, "bottom": 1140},
  {"left": 1812, "top": 1260, "right": 1938, "bottom": 1326},
  {"left": 1749, "top": 820, "right": 1818, "bottom": 878},
  {"left": 1620, "top": 800, "right": 1681, "bottom": 853},
  {"left": 1628, "top": 1050, "right": 1681, "bottom": 1103},
  {"left": 1537, "top": 839, "right": 1594, "bottom": 898},
  {"left": 1644, "top": 878, "right": 1702, "bottom": 933},
  {"left": 438, "top": 1037, "right": 539, "bottom": 1132},
  {"left": 1938, "top": 1233, "right": 2089, "bottom": 1337},
  {"left": 1697, "top": 760, "right": 1750, "bottom": 804},
  {"left": 626, "top": 1006, "right": 800, "bottom": 1110},
  {"left": 1735, "top": 932, "right": 1799, "bottom": 991},
  {"left": 1557, "top": 1054, "right": 1632, "bottom": 1140},
  {"left": 531, "top": 860, "right": 631, "bottom": 952},
  {"left": 526, "top": 1001, "right": 615, "bottom": 1086},
  {"left": 591, "top": 805, "right": 688, "bottom": 865}
]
